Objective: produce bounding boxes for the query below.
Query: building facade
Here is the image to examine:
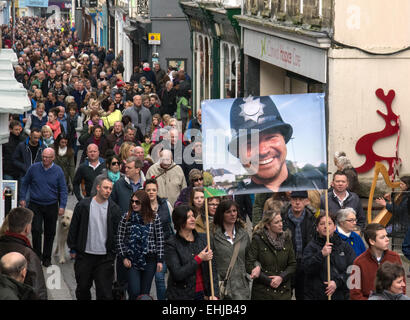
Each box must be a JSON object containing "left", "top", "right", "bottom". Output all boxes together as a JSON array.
[
  {"left": 180, "top": 0, "right": 242, "bottom": 112},
  {"left": 237, "top": 0, "right": 410, "bottom": 188}
]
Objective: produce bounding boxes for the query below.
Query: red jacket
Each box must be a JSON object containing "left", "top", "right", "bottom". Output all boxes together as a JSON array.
[{"left": 350, "top": 248, "right": 404, "bottom": 300}]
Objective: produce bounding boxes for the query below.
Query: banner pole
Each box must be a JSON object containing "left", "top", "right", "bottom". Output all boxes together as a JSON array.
[
  {"left": 204, "top": 197, "right": 215, "bottom": 298},
  {"left": 325, "top": 189, "right": 331, "bottom": 300}
]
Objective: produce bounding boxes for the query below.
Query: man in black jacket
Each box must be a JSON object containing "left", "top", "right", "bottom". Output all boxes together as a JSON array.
[
  {"left": 68, "top": 177, "right": 122, "bottom": 300},
  {"left": 73, "top": 144, "right": 105, "bottom": 202},
  {"left": 0, "top": 207, "right": 47, "bottom": 300},
  {"left": 281, "top": 190, "right": 316, "bottom": 300},
  {"left": 0, "top": 252, "right": 37, "bottom": 300},
  {"left": 320, "top": 170, "right": 365, "bottom": 230},
  {"left": 2, "top": 120, "right": 26, "bottom": 180},
  {"left": 302, "top": 212, "right": 356, "bottom": 300}
]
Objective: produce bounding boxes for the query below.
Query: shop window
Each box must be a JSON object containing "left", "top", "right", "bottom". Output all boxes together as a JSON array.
[{"left": 286, "top": 71, "right": 326, "bottom": 93}]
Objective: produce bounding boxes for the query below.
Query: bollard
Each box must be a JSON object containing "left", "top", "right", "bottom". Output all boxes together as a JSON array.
[{"left": 4, "top": 187, "right": 13, "bottom": 217}]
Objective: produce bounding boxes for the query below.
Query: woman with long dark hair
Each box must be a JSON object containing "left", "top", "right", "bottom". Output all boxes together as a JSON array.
[
  {"left": 116, "top": 190, "right": 164, "bottom": 300},
  {"left": 211, "top": 200, "right": 251, "bottom": 300},
  {"left": 54, "top": 133, "right": 75, "bottom": 192},
  {"left": 144, "top": 178, "right": 174, "bottom": 300},
  {"left": 165, "top": 205, "right": 219, "bottom": 300}
]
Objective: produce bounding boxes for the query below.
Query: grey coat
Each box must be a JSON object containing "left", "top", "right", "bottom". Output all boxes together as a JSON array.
[
  {"left": 123, "top": 105, "right": 152, "bottom": 136},
  {"left": 368, "top": 290, "right": 410, "bottom": 300},
  {"left": 211, "top": 225, "right": 251, "bottom": 300}
]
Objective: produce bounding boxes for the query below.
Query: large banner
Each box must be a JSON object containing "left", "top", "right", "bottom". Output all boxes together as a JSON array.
[{"left": 202, "top": 93, "right": 327, "bottom": 195}]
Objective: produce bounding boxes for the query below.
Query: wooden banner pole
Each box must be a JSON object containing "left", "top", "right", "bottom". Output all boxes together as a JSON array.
[
  {"left": 204, "top": 197, "right": 215, "bottom": 298},
  {"left": 325, "top": 189, "right": 331, "bottom": 300}
]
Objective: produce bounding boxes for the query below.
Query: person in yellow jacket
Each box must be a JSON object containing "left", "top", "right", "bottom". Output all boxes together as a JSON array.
[{"left": 102, "top": 98, "right": 122, "bottom": 131}]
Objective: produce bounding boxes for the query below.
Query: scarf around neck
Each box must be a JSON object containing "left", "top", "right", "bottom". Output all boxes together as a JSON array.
[
  {"left": 127, "top": 212, "right": 151, "bottom": 270},
  {"left": 288, "top": 209, "right": 306, "bottom": 259},
  {"left": 108, "top": 170, "right": 120, "bottom": 183},
  {"left": 5, "top": 231, "right": 32, "bottom": 248},
  {"left": 264, "top": 228, "right": 286, "bottom": 250},
  {"left": 47, "top": 120, "right": 61, "bottom": 140}
]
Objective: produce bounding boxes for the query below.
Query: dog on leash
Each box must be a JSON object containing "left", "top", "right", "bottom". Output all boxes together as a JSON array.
[{"left": 54, "top": 209, "right": 73, "bottom": 264}]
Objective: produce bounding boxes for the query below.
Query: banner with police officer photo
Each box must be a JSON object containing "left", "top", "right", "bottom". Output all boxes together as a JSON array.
[{"left": 202, "top": 93, "right": 327, "bottom": 195}]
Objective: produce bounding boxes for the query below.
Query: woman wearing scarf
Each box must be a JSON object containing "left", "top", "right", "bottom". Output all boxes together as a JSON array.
[
  {"left": 116, "top": 190, "right": 164, "bottom": 300},
  {"left": 246, "top": 210, "right": 296, "bottom": 300},
  {"left": 41, "top": 125, "right": 55, "bottom": 148},
  {"left": 46, "top": 107, "right": 62, "bottom": 140},
  {"left": 90, "top": 154, "right": 124, "bottom": 196}
]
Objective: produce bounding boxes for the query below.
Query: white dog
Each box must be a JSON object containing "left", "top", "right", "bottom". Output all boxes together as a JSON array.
[{"left": 54, "top": 209, "right": 73, "bottom": 264}]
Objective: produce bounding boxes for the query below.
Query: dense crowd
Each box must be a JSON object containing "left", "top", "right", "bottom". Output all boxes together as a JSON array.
[{"left": 0, "top": 17, "right": 409, "bottom": 301}]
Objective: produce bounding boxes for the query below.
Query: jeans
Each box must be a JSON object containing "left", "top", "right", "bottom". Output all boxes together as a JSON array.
[
  {"left": 127, "top": 256, "right": 156, "bottom": 300},
  {"left": 29, "top": 201, "right": 58, "bottom": 262},
  {"left": 155, "top": 262, "right": 167, "bottom": 300}
]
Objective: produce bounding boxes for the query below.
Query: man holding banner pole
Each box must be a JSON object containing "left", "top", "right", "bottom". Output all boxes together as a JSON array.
[{"left": 203, "top": 93, "right": 331, "bottom": 299}]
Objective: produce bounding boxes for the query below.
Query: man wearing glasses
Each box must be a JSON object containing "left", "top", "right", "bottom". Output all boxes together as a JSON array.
[{"left": 19, "top": 148, "right": 68, "bottom": 267}]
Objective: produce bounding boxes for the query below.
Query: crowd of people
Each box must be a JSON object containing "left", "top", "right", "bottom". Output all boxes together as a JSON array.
[{"left": 0, "top": 17, "right": 409, "bottom": 301}]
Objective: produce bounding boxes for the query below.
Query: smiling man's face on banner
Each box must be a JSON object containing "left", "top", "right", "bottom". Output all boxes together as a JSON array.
[
  {"left": 202, "top": 93, "right": 327, "bottom": 195},
  {"left": 240, "top": 129, "right": 288, "bottom": 184}
]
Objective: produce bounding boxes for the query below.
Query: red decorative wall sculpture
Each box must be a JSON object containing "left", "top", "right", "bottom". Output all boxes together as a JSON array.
[{"left": 355, "top": 89, "right": 401, "bottom": 178}]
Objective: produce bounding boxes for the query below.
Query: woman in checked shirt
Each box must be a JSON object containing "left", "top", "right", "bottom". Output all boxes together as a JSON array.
[{"left": 116, "top": 190, "right": 164, "bottom": 300}]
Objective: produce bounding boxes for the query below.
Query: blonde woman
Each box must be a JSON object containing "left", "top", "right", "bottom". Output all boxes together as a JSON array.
[
  {"left": 119, "top": 141, "right": 136, "bottom": 173},
  {"left": 246, "top": 210, "right": 296, "bottom": 300},
  {"left": 41, "top": 125, "right": 54, "bottom": 148}
]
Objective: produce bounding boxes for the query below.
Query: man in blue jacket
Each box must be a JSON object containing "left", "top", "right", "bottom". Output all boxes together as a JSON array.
[{"left": 19, "top": 148, "right": 68, "bottom": 267}]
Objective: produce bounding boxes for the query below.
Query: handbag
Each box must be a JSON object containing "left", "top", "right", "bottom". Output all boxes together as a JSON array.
[{"left": 219, "top": 241, "right": 241, "bottom": 299}]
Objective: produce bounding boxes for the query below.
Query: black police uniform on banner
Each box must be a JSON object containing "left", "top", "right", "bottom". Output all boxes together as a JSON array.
[{"left": 227, "top": 96, "right": 326, "bottom": 195}]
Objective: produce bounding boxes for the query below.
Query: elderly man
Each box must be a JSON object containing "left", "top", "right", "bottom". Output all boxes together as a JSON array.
[
  {"left": 106, "top": 121, "right": 124, "bottom": 151},
  {"left": 123, "top": 95, "right": 152, "bottom": 136},
  {"left": 0, "top": 208, "right": 47, "bottom": 299},
  {"left": 132, "top": 145, "right": 152, "bottom": 174},
  {"left": 0, "top": 252, "right": 37, "bottom": 300},
  {"left": 19, "top": 148, "right": 68, "bottom": 267},
  {"left": 146, "top": 149, "right": 186, "bottom": 207}
]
